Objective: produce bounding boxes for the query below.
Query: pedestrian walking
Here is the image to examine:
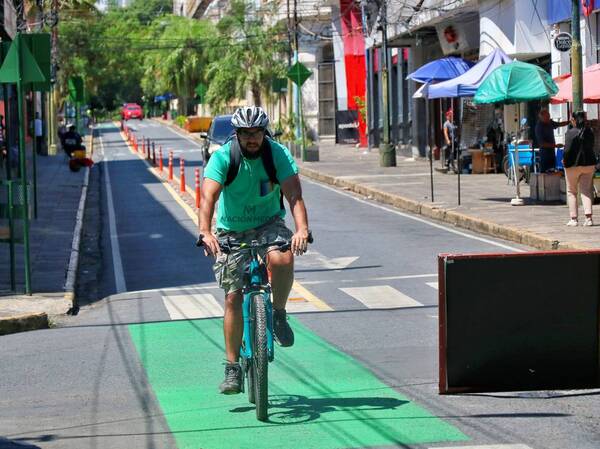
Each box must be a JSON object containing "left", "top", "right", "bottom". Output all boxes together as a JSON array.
[
  {"left": 535, "top": 108, "right": 569, "bottom": 173},
  {"left": 563, "top": 111, "right": 598, "bottom": 227},
  {"left": 443, "top": 109, "right": 458, "bottom": 172},
  {"left": 34, "top": 112, "right": 44, "bottom": 155}
]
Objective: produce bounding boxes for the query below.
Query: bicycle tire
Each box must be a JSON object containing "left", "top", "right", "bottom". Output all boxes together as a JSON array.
[{"left": 252, "top": 293, "right": 269, "bottom": 421}]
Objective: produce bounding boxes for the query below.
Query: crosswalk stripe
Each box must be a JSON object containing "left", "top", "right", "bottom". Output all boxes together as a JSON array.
[
  {"left": 426, "top": 281, "right": 439, "bottom": 290},
  {"left": 340, "top": 285, "right": 423, "bottom": 309},
  {"left": 430, "top": 445, "right": 533, "bottom": 449},
  {"left": 162, "top": 293, "right": 223, "bottom": 319}
]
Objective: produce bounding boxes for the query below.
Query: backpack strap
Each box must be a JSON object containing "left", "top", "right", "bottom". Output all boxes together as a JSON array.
[
  {"left": 260, "top": 138, "right": 279, "bottom": 185},
  {"left": 224, "top": 137, "right": 241, "bottom": 186}
]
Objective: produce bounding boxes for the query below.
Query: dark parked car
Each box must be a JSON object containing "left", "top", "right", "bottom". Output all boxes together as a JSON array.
[{"left": 200, "top": 115, "right": 234, "bottom": 162}]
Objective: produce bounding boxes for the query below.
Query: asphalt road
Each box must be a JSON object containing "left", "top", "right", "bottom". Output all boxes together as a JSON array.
[{"left": 0, "top": 121, "right": 598, "bottom": 449}]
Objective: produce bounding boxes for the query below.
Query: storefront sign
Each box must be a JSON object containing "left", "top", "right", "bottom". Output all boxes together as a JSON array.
[
  {"left": 335, "top": 110, "right": 359, "bottom": 144},
  {"left": 554, "top": 32, "right": 573, "bottom": 52}
]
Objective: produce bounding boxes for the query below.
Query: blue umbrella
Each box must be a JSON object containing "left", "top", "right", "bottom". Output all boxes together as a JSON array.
[
  {"left": 407, "top": 56, "right": 475, "bottom": 83},
  {"left": 427, "top": 49, "right": 513, "bottom": 99}
]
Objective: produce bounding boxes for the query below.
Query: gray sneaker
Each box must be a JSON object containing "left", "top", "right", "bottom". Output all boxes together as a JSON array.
[
  {"left": 219, "top": 362, "right": 242, "bottom": 394},
  {"left": 273, "top": 309, "right": 294, "bottom": 347}
]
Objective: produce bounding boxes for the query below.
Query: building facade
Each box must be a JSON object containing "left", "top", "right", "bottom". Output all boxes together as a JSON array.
[{"left": 364, "top": 0, "right": 600, "bottom": 158}]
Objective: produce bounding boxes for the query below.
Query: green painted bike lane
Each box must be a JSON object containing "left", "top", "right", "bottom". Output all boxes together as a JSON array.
[{"left": 128, "top": 317, "right": 468, "bottom": 449}]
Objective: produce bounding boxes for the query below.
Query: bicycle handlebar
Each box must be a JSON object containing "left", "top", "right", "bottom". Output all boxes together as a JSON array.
[{"left": 196, "top": 231, "right": 313, "bottom": 254}]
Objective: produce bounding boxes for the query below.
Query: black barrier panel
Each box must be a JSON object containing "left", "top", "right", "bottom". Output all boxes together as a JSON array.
[{"left": 440, "top": 251, "right": 600, "bottom": 394}]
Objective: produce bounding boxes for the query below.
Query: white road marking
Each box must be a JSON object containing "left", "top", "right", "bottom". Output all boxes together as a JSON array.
[
  {"left": 430, "top": 445, "right": 533, "bottom": 449},
  {"left": 100, "top": 134, "right": 127, "bottom": 293},
  {"left": 286, "top": 286, "right": 326, "bottom": 313},
  {"left": 295, "top": 250, "right": 359, "bottom": 270},
  {"left": 300, "top": 273, "right": 437, "bottom": 285},
  {"left": 340, "top": 285, "right": 423, "bottom": 309},
  {"left": 304, "top": 179, "right": 525, "bottom": 253},
  {"left": 426, "top": 281, "right": 438, "bottom": 290},
  {"left": 162, "top": 293, "right": 223, "bottom": 319}
]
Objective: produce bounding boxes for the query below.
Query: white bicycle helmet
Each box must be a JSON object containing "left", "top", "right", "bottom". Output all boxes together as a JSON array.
[{"left": 231, "top": 106, "right": 270, "bottom": 129}]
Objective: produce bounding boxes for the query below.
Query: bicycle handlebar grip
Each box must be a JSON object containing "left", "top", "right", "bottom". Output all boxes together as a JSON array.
[
  {"left": 195, "top": 234, "right": 204, "bottom": 247},
  {"left": 307, "top": 231, "right": 314, "bottom": 244}
]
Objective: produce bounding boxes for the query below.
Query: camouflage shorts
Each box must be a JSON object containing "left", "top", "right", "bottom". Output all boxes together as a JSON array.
[{"left": 213, "top": 217, "right": 293, "bottom": 294}]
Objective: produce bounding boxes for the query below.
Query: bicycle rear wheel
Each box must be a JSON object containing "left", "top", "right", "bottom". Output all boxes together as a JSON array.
[{"left": 251, "top": 293, "right": 269, "bottom": 421}]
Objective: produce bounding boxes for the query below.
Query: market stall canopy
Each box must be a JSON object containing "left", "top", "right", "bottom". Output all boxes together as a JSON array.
[
  {"left": 550, "top": 64, "right": 600, "bottom": 104},
  {"left": 473, "top": 60, "right": 558, "bottom": 104},
  {"left": 427, "top": 49, "right": 513, "bottom": 99},
  {"left": 407, "top": 56, "right": 475, "bottom": 84},
  {"left": 412, "top": 82, "right": 429, "bottom": 99}
]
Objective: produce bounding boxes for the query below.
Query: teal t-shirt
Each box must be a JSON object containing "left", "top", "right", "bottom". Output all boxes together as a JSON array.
[{"left": 203, "top": 139, "right": 298, "bottom": 232}]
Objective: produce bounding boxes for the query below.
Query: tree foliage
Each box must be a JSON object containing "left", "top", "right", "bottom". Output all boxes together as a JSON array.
[
  {"left": 205, "top": 0, "right": 288, "bottom": 113},
  {"left": 57, "top": 0, "right": 288, "bottom": 115}
]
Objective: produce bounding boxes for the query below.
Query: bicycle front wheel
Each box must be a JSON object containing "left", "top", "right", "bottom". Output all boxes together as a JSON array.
[{"left": 252, "top": 293, "right": 269, "bottom": 421}]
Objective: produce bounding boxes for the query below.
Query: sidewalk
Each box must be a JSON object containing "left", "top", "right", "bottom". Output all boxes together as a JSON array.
[
  {"left": 156, "top": 118, "right": 598, "bottom": 250},
  {"left": 0, "top": 136, "right": 92, "bottom": 335},
  {"left": 298, "top": 142, "right": 599, "bottom": 251}
]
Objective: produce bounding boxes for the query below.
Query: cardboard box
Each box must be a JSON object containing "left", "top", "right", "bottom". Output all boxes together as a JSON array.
[{"left": 530, "top": 172, "right": 562, "bottom": 201}]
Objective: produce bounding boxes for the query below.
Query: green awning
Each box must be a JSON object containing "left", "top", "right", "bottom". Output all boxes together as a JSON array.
[{"left": 473, "top": 60, "right": 558, "bottom": 104}]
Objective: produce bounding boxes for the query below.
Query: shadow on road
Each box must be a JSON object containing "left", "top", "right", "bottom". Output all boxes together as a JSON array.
[{"left": 230, "top": 394, "right": 407, "bottom": 424}]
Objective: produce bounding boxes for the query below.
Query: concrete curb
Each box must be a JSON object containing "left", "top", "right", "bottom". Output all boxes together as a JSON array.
[
  {"left": 64, "top": 131, "right": 94, "bottom": 307},
  {"left": 0, "top": 312, "right": 48, "bottom": 336},
  {"left": 299, "top": 165, "right": 588, "bottom": 252}
]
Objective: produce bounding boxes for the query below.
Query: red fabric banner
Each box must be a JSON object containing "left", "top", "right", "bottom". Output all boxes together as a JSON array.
[
  {"left": 582, "top": 0, "right": 594, "bottom": 16},
  {"left": 340, "top": 0, "right": 367, "bottom": 145}
]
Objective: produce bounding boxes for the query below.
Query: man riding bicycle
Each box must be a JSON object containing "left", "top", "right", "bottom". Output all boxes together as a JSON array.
[{"left": 198, "top": 106, "right": 310, "bottom": 395}]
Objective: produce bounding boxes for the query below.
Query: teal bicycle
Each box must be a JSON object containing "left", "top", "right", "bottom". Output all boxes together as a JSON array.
[{"left": 197, "top": 233, "right": 312, "bottom": 421}]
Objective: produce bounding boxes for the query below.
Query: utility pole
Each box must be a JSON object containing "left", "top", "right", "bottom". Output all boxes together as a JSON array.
[
  {"left": 571, "top": 0, "right": 583, "bottom": 112},
  {"left": 380, "top": 0, "right": 395, "bottom": 166},
  {"left": 48, "top": 0, "right": 59, "bottom": 155}
]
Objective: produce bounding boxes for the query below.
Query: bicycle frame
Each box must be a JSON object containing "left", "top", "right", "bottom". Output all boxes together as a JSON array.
[{"left": 240, "top": 252, "right": 275, "bottom": 363}]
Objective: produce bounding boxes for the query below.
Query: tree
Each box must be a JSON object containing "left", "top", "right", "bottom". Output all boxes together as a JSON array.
[
  {"left": 205, "top": 0, "right": 288, "bottom": 113},
  {"left": 141, "top": 15, "right": 214, "bottom": 115}
]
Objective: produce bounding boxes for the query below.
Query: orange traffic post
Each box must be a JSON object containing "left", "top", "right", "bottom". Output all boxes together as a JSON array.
[
  {"left": 133, "top": 136, "right": 137, "bottom": 152},
  {"left": 168, "top": 151, "right": 173, "bottom": 180},
  {"left": 152, "top": 142, "right": 156, "bottom": 166},
  {"left": 141, "top": 136, "right": 145, "bottom": 155},
  {"left": 159, "top": 147, "right": 163, "bottom": 173},
  {"left": 195, "top": 168, "right": 201, "bottom": 209},
  {"left": 180, "top": 158, "right": 186, "bottom": 192}
]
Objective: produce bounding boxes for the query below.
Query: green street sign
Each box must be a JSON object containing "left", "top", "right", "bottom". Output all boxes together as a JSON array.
[
  {"left": 68, "top": 76, "right": 84, "bottom": 103},
  {"left": 195, "top": 83, "right": 207, "bottom": 103},
  {"left": 0, "top": 36, "right": 46, "bottom": 85},
  {"left": 272, "top": 78, "right": 288, "bottom": 93},
  {"left": 21, "top": 33, "right": 51, "bottom": 92},
  {"left": 287, "top": 62, "right": 312, "bottom": 87}
]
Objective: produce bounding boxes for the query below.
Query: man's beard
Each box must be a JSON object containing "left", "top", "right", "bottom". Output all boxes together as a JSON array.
[{"left": 239, "top": 139, "right": 263, "bottom": 160}]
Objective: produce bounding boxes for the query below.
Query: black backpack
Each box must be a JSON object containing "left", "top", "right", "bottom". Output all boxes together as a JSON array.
[{"left": 224, "top": 135, "right": 284, "bottom": 209}]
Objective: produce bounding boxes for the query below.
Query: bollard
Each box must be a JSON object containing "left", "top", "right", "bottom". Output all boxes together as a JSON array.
[
  {"left": 147, "top": 139, "right": 151, "bottom": 160},
  {"left": 180, "top": 158, "right": 186, "bottom": 192},
  {"left": 152, "top": 142, "right": 156, "bottom": 166},
  {"left": 141, "top": 136, "right": 145, "bottom": 154},
  {"left": 195, "top": 168, "right": 201, "bottom": 209},
  {"left": 133, "top": 136, "right": 137, "bottom": 152},
  {"left": 159, "top": 147, "right": 163, "bottom": 173},
  {"left": 168, "top": 151, "right": 173, "bottom": 180}
]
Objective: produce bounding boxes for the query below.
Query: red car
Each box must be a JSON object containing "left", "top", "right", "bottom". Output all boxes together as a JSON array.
[{"left": 121, "top": 103, "right": 143, "bottom": 120}]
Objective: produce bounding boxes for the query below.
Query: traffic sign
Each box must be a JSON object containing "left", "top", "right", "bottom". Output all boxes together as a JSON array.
[
  {"left": 554, "top": 32, "right": 573, "bottom": 52},
  {"left": 287, "top": 62, "right": 312, "bottom": 86}
]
